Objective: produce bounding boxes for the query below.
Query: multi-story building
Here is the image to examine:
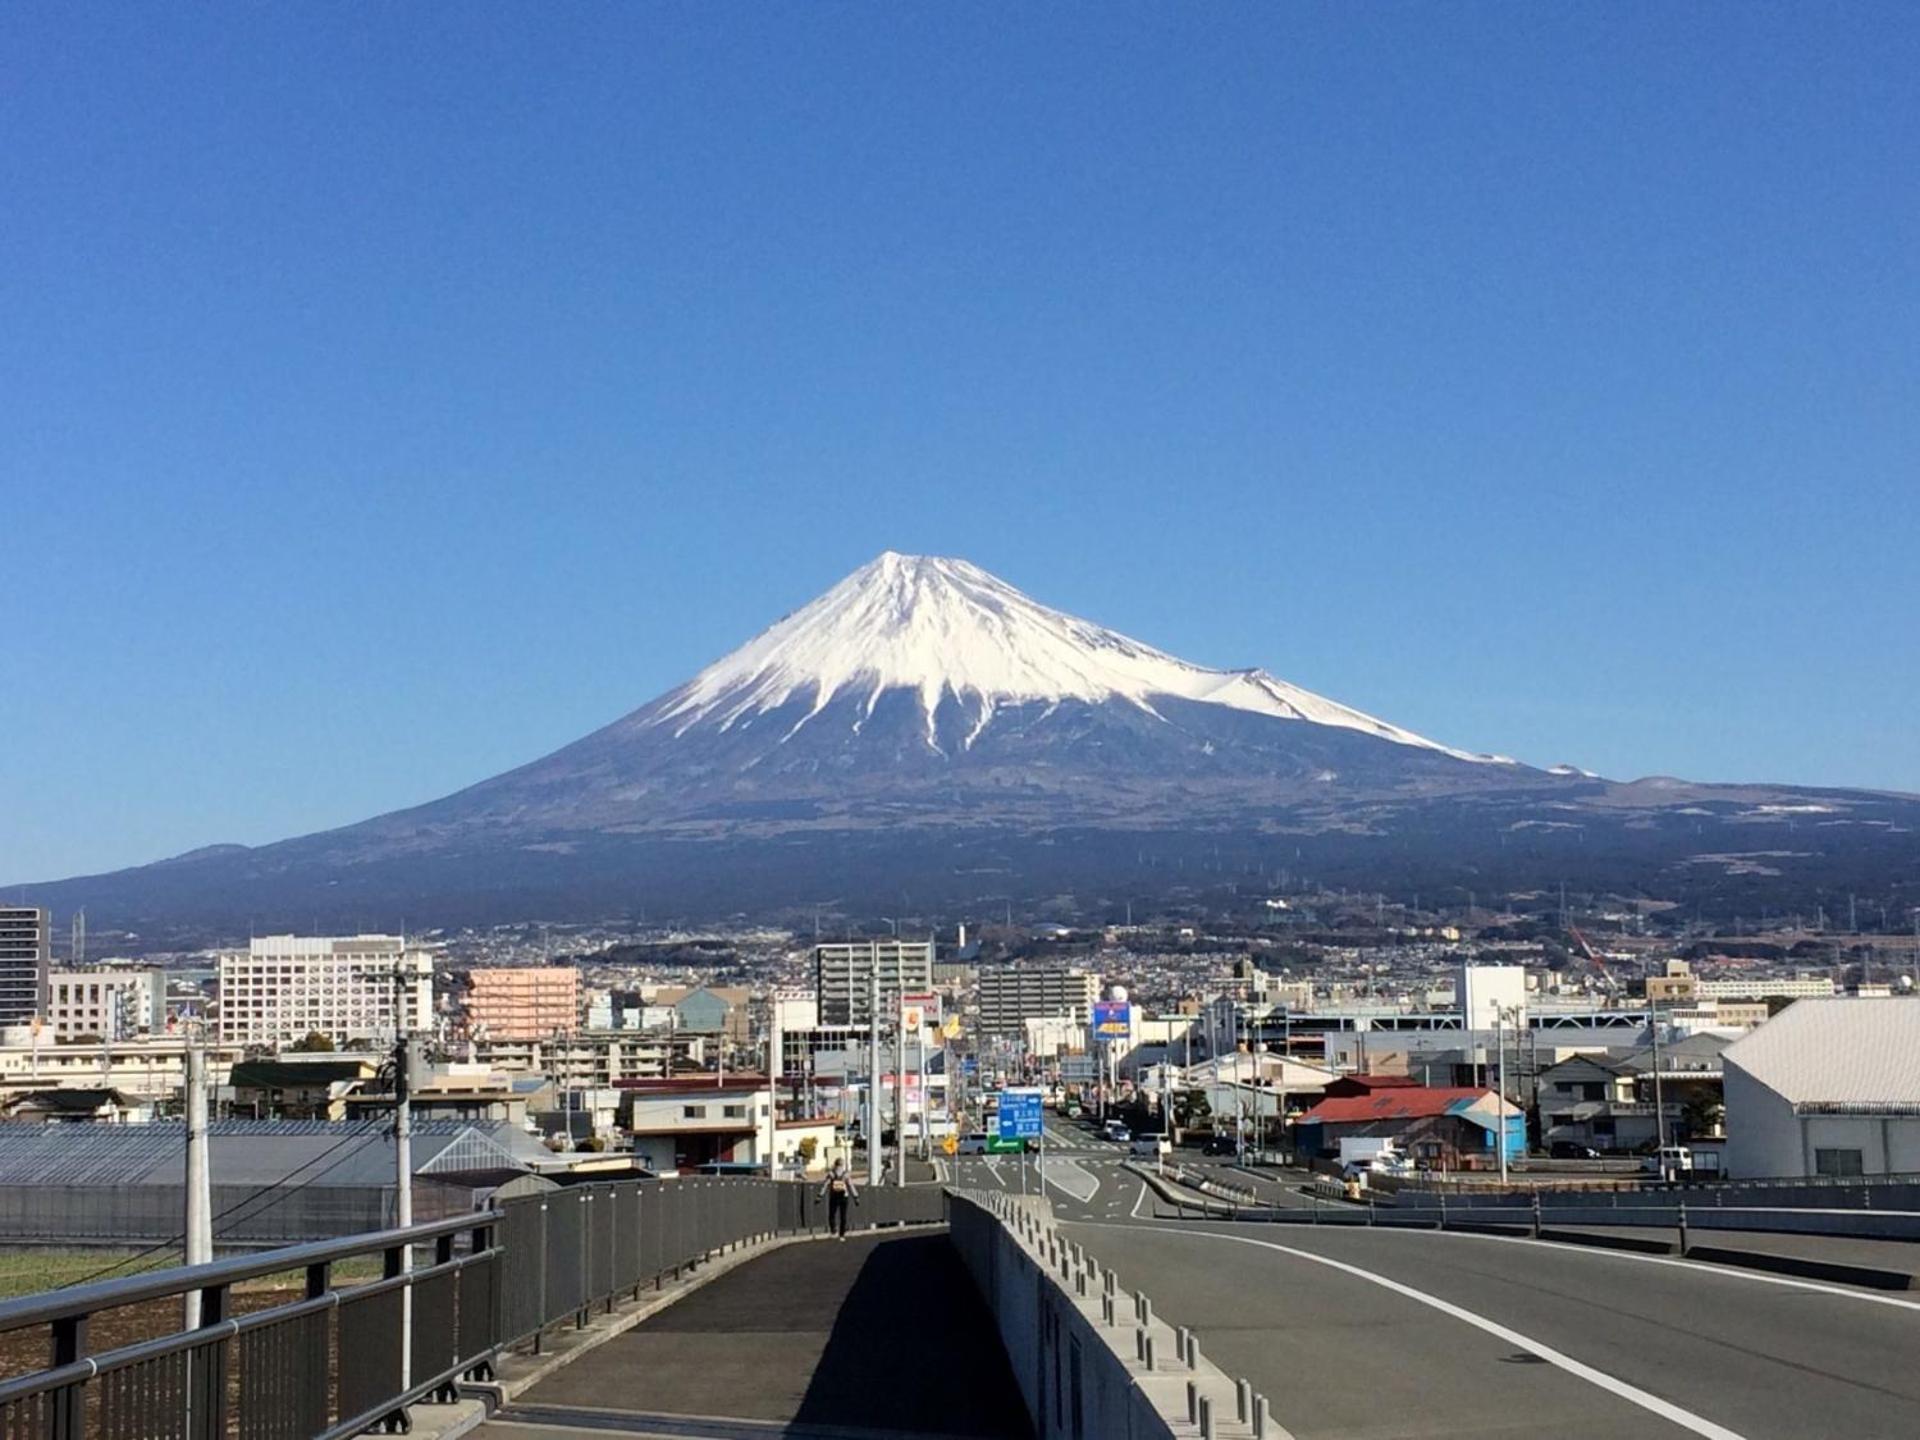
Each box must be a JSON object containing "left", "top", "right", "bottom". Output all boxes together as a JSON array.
[
  {"left": 0, "top": 1037, "right": 245, "bottom": 1106},
  {"left": 1696, "top": 976, "right": 1836, "bottom": 1001},
  {"left": 217, "top": 935, "right": 433, "bottom": 1048},
  {"left": 0, "top": 907, "right": 50, "bottom": 1026},
  {"left": 465, "top": 966, "right": 580, "bottom": 1040},
  {"left": 976, "top": 964, "right": 1099, "bottom": 1036},
  {"left": 814, "top": 941, "right": 934, "bottom": 1025},
  {"left": 469, "top": 1031, "right": 703, "bottom": 1087},
  {"left": 45, "top": 968, "right": 167, "bottom": 1041}
]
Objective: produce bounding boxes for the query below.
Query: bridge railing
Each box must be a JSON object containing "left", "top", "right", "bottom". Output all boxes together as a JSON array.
[
  {"left": 0, "top": 1174, "right": 950, "bottom": 1439},
  {"left": 0, "top": 1209, "right": 500, "bottom": 1440}
]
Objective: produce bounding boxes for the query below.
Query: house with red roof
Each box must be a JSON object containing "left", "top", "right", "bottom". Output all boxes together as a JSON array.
[{"left": 1295, "top": 1083, "right": 1524, "bottom": 1170}]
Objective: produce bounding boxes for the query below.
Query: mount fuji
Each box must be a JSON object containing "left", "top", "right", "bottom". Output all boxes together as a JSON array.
[{"left": 20, "top": 553, "right": 1919, "bottom": 936}]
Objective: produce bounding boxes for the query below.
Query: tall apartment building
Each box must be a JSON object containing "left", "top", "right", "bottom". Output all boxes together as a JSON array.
[
  {"left": 814, "top": 941, "right": 935, "bottom": 1025},
  {"left": 217, "top": 935, "right": 433, "bottom": 1048},
  {"left": 465, "top": 966, "right": 580, "bottom": 1040},
  {"left": 46, "top": 969, "right": 167, "bottom": 1041},
  {"left": 976, "top": 965, "right": 1100, "bottom": 1036},
  {"left": 0, "top": 907, "right": 50, "bottom": 1026}
]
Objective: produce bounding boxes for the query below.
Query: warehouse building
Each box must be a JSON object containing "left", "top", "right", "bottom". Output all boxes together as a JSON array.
[{"left": 1723, "top": 998, "right": 1920, "bottom": 1179}]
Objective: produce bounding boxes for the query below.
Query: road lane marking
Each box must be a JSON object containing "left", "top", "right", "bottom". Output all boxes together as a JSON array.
[
  {"left": 1131, "top": 1181, "right": 1152, "bottom": 1220},
  {"left": 1142, "top": 1226, "right": 1748, "bottom": 1440},
  {"left": 1042, "top": 1159, "right": 1100, "bottom": 1204}
]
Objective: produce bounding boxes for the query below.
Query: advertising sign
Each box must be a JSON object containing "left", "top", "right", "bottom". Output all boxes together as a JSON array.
[
  {"left": 996, "top": 1087, "right": 1044, "bottom": 1140},
  {"left": 1091, "top": 1001, "right": 1132, "bottom": 1040},
  {"left": 901, "top": 992, "right": 943, "bottom": 1029}
]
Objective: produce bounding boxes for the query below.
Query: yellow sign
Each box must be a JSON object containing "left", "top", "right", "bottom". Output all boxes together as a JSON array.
[{"left": 941, "top": 1135, "right": 959, "bottom": 1156}]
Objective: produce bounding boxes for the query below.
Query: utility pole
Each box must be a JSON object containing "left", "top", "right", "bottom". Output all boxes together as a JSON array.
[
  {"left": 183, "top": 1040, "right": 211, "bottom": 1326},
  {"left": 1494, "top": 1006, "right": 1508, "bottom": 1188},
  {"left": 1649, "top": 997, "right": 1669, "bottom": 1178},
  {"left": 894, "top": 986, "right": 908, "bottom": 1189},
  {"left": 381, "top": 952, "right": 419, "bottom": 1397},
  {"left": 866, "top": 962, "right": 882, "bottom": 1188}
]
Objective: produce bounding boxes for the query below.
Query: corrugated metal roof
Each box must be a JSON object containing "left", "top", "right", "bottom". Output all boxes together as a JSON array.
[
  {"left": 0, "top": 1119, "right": 543, "bottom": 1188},
  {"left": 1724, "top": 998, "right": 1920, "bottom": 1106}
]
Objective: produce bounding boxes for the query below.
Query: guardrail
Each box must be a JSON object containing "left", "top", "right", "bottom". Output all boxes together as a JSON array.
[
  {"left": 951, "top": 1190, "right": 1288, "bottom": 1438},
  {"left": 0, "top": 1175, "right": 950, "bottom": 1439}
]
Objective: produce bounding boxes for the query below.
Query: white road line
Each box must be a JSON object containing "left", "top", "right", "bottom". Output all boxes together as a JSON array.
[
  {"left": 1130, "top": 1180, "right": 1152, "bottom": 1220},
  {"left": 1042, "top": 1160, "right": 1100, "bottom": 1204},
  {"left": 1147, "top": 1226, "right": 1747, "bottom": 1440}
]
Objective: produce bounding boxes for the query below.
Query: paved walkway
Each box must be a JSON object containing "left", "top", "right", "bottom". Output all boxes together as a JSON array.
[{"left": 479, "top": 1232, "right": 1032, "bottom": 1440}]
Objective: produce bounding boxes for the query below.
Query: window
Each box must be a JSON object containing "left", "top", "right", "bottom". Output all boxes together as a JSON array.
[
  {"left": 683, "top": 1105, "right": 707, "bottom": 1120},
  {"left": 1815, "top": 1148, "right": 1864, "bottom": 1178},
  {"left": 723, "top": 1104, "right": 747, "bottom": 1119}
]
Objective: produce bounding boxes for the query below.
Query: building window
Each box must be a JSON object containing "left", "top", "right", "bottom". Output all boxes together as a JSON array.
[
  {"left": 723, "top": 1104, "right": 747, "bottom": 1119},
  {"left": 683, "top": 1105, "right": 707, "bottom": 1120},
  {"left": 1814, "top": 1148, "right": 1864, "bottom": 1178}
]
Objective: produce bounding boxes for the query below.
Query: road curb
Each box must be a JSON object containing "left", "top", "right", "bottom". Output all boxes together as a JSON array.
[{"left": 1684, "top": 1244, "right": 1918, "bottom": 1291}]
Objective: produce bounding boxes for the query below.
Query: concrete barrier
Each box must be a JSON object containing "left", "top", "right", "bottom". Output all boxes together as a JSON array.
[{"left": 949, "top": 1189, "right": 1291, "bottom": 1439}]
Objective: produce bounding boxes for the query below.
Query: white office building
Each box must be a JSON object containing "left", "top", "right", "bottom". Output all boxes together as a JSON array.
[
  {"left": 1456, "top": 964, "right": 1528, "bottom": 1030},
  {"left": 46, "top": 969, "right": 166, "bottom": 1041},
  {"left": 217, "top": 935, "right": 433, "bottom": 1048}
]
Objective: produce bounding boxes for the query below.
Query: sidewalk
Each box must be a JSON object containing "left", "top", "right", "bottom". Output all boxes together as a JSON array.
[{"left": 479, "top": 1231, "right": 1032, "bottom": 1439}]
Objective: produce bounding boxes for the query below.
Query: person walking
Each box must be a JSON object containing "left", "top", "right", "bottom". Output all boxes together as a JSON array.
[{"left": 820, "top": 1159, "right": 859, "bottom": 1239}]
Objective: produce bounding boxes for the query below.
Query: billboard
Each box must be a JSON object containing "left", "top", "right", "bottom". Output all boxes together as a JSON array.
[
  {"left": 1091, "top": 1001, "right": 1132, "bottom": 1040},
  {"left": 900, "top": 992, "right": 943, "bottom": 1029}
]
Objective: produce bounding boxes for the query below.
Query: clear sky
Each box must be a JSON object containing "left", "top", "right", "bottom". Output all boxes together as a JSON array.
[{"left": 3, "top": 4, "right": 1916, "bottom": 883}]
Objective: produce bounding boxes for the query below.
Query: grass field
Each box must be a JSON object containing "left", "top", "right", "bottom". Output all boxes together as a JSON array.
[{"left": 0, "top": 1247, "right": 386, "bottom": 1301}]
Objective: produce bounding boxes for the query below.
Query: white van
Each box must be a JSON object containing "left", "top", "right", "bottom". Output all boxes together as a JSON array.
[
  {"left": 1131, "top": 1134, "right": 1171, "bottom": 1158},
  {"left": 1644, "top": 1146, "right": 1693, "bottom": 1178}
]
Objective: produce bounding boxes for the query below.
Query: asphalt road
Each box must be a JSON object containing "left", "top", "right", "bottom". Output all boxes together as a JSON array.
[{"left": 1061, "top": 1215, "right": 1920, "bottom": 1440}]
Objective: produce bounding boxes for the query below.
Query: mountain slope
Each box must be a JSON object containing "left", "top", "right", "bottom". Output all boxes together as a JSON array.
[{"left": 16, "top": 552, "right": 1919, "bottom": 936}]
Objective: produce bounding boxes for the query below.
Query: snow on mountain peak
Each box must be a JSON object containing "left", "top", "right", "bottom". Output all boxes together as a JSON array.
[{"left": 651, "top": 551, "right": 1505, "bottom": 762}]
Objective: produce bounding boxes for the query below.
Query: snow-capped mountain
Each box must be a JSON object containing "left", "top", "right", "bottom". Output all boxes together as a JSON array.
[
  {"left": 650, "top": 552, "right": 1504, "bottom": 763},
  {"left": 20, "top": 552, "right": 1919, "bottom": 935}
]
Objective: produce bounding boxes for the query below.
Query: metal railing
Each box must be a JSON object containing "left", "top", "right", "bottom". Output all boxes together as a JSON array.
[
  {"left": 0, "top": 1176, "right": 951, "bottom": 1439},
  {"left": 0, "top": 1211, "right": 499, "bottom": 1440}
]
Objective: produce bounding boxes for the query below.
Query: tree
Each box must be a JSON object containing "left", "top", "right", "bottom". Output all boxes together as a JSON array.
[
  {"left": 290, "top": 1032, "right": 336, "bottom": 1053},
  {"left": 796, "top": 1136, "right": 819, "bottom": 1164},
  {"left": 1173, "top": 1087, "right": 1212, "bottom": 1134}
]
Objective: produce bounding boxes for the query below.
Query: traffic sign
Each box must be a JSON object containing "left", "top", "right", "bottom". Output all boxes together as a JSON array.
[
  {"left": 997, "top": 1087, "right": 1044, "bottom": 1140},
  {"left": 941, "top": 1134, "right": 958, "bottom": 1156}
]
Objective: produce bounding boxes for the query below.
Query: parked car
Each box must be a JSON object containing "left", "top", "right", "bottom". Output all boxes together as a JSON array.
[
  {"left": 1201, "top": 1134, "right": 1237, "bottom": 1156},
  {"left": 1549, "top": 1140, "right": 1603, "bottom": 1160}
]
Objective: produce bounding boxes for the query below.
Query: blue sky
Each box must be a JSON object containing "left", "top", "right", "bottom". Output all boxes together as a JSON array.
[{"left": 3, "top": 4, "right": 1916, "bottom": 883}]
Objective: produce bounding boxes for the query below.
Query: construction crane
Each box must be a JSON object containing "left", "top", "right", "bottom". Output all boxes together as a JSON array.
[{"left": 1568, "top": 925, "right": 1621, "bottom": 996}]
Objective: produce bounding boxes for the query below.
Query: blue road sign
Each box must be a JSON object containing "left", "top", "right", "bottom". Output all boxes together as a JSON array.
[{"left": 997, "top": 1087, "right": 1044, "bottom": 1140}]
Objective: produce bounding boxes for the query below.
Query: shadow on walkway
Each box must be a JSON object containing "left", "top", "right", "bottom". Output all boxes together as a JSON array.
[{"left": 496, "top": 1230, "right": 1031, "bottom": 1439}]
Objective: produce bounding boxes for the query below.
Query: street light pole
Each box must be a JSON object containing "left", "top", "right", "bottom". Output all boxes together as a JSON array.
[{"left": 1495, "top": 1005, "right": 1509, "bottom": 1188}]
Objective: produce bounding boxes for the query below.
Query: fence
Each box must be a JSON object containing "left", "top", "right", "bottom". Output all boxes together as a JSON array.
[{"left": 0, "top": 1176, "right": 949, "bottom": 1439}]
